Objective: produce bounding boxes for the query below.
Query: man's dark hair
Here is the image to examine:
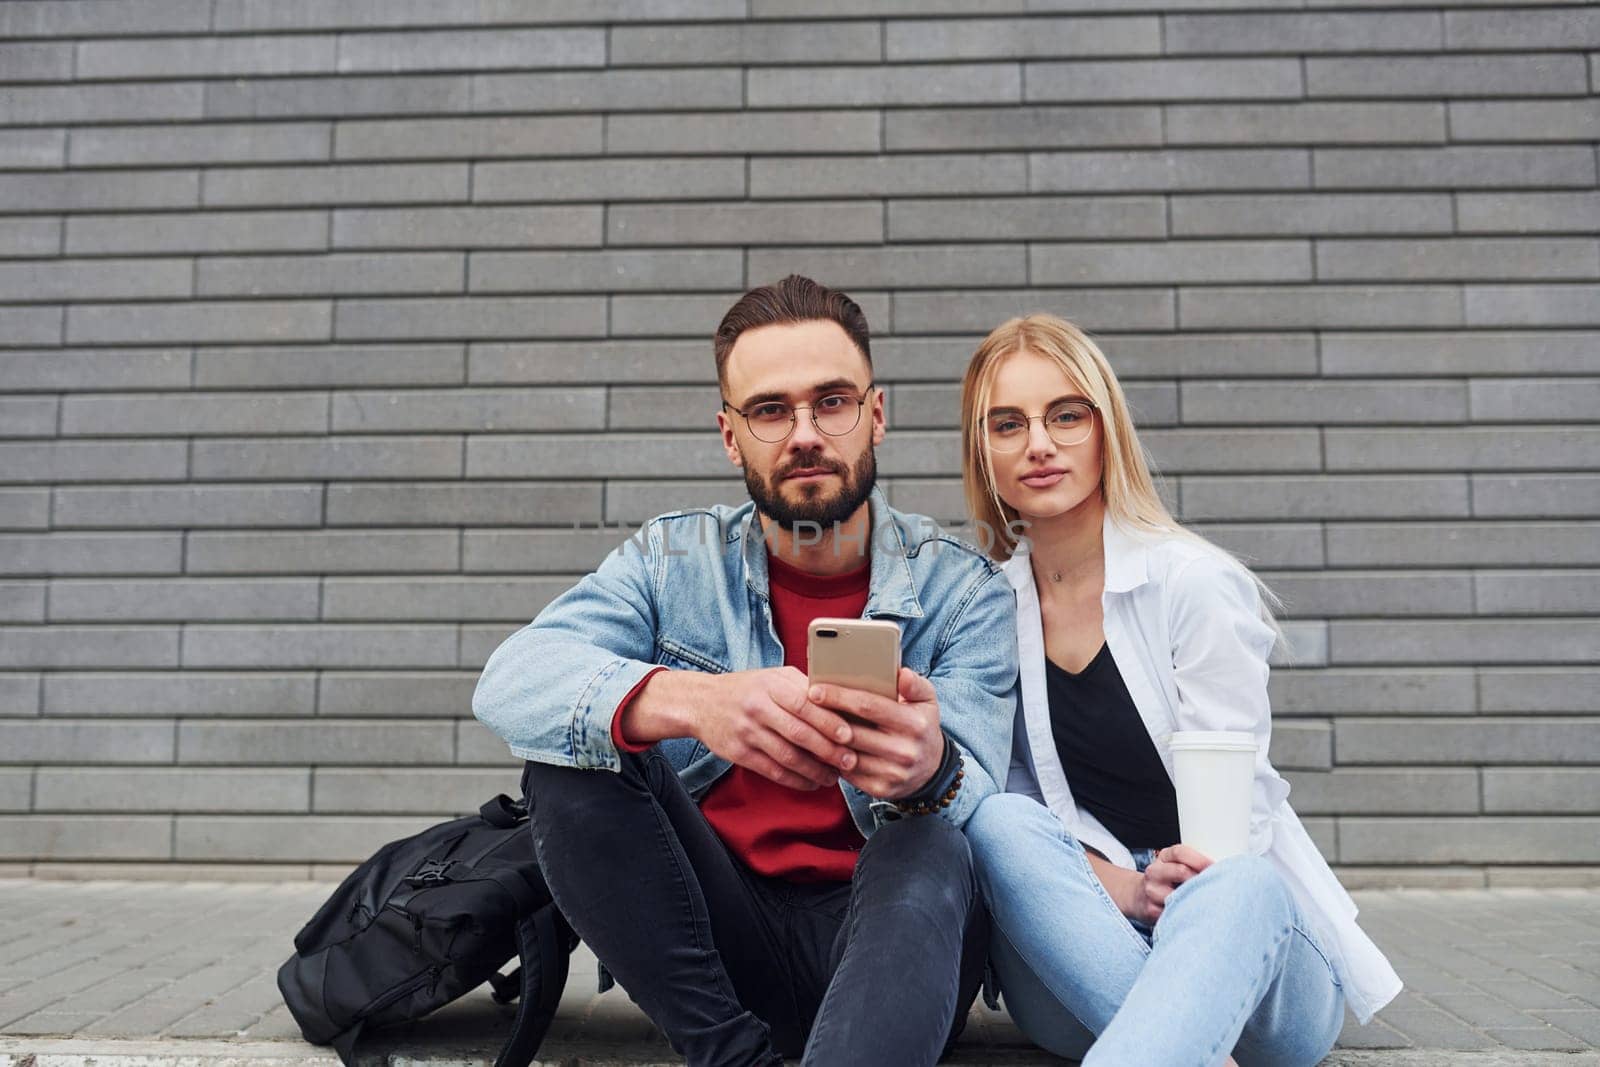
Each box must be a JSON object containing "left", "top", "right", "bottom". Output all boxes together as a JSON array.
[{"left": 713, "top": 274, "right": 872, "bottom": 387}]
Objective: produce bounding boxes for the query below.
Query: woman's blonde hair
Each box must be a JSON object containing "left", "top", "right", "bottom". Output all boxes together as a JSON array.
[{"left": 959, "top": 313, "right": 1285, "bottom": 638}]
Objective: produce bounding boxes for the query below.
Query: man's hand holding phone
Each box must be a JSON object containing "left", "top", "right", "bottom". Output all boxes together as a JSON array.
[
  {"left": 701, "top": 667, "right": 863, "bottom": 791},
  {"left": 807, "top": 666, "right": 944, "bottom": 801},
  {"left": 617, "top": 616, "right": 937, "bottom": 797},
  {"left": 619, "top": 666, "right": 859, "bottom": 791}
]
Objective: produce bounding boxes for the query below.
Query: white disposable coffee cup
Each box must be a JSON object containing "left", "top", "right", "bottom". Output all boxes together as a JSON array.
[{"left": 1169, "top": 730, "right": 1258, "bottom": 861}]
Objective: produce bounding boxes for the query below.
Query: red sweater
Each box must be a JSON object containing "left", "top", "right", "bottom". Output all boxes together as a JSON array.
[{"left": 613, "top": 551, "right": 870, "bottom": 882}]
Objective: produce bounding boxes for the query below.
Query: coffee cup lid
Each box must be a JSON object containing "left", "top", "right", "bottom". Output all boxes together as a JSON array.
[{"left": 1168, "top": 730, "right": 1257, "bottom": 752}]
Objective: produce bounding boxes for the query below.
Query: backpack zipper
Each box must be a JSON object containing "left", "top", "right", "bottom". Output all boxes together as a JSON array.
[{"left": 364, "top": 965, "right": 441, "bottom": 1016}]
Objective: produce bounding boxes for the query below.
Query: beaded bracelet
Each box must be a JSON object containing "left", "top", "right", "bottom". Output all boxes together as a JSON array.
[
  {"left": 894, "top": 757, "right": 964, "bottom": 815},
  {"left": 893, "top": 735, "right": 965, "bottom": 815}
]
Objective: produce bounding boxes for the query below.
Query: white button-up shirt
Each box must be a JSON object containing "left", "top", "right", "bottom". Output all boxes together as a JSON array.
[{"left": 1001, "top": 514, "right": 1402, "bottom": 1024}]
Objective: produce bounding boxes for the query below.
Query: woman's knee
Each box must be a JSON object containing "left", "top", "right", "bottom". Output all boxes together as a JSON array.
[
  {"left": 1172, "top": 853, "right": 1292, "bottom": 924},
  {"left": 1208, "top": 853, "right": 1288, "bottom": 898}
]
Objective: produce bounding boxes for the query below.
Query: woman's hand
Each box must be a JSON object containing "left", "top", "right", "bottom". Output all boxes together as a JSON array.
[{"left": 1122, "top": 844, "right": 1213, "bottom": 925}]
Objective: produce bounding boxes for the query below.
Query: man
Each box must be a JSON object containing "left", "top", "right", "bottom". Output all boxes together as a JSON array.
[{"left": 473, "top": 275, "right": 1018, "bottom": 1066}]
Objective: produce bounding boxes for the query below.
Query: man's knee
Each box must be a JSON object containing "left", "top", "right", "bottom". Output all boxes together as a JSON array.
[
  {"left": 523, "top": 748, "right": 651, "bottom": 828},
  {"left": 861, "top": 815, "right": 976, "bottom": 915},
  {"left": 870, "top": 812, "right": 970, "bottom": 866}
]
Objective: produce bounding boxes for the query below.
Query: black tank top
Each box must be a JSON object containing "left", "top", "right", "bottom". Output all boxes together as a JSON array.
[{"left": 1046, "top": 642, "right": 1181, "bottom": 852}]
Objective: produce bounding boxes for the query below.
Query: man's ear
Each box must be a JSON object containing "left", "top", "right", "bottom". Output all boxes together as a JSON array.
[
  {"left": 869, "top": 385, "right": 887, "bottom": 447},
  {"left": 716, "top": 409, "right": 743, "bottom": 468}
]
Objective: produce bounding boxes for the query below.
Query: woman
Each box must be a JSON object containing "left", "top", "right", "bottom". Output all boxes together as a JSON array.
[{"left": 958, "top": 315, "right": 1400, "bottom": 1066}]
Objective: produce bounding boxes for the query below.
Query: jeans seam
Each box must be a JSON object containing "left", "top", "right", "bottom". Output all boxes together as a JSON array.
[
  {"left": 641, "top": 755, "right": 749, "bottom": 1026},
  {"left": 1292, "top": 920, "right": 1342, "bottom": 989},
  {"left": 1205, "top": 919, "right": 1292, "bottom": 1067},
  {"left": 999, "top": 834, "right": 1147, "bottom": 1041},
  {"left": 1064, "top": 831, "right": 1152, "bottom": 960},
  {"left": 992, "top": 923, "right": 1097, "bottom": 1050},
  {"left": 774, "top": 899, "right": 813, "bottom": 1052},
  {"left": 804, "top": 839, "right": 879, "bottom": 1056},
  {"left": 784, "top": 888, "right": 851, "bottom": 922}
]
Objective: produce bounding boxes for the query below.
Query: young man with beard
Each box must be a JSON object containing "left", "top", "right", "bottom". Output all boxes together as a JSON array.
[{"left": 473, "top": 275, "right": 1019, "bottom": 1067}]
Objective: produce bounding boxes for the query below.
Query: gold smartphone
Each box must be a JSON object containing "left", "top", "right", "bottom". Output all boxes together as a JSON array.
[{"left": 807, "top": 618, "right": 902, "bottom": 724}]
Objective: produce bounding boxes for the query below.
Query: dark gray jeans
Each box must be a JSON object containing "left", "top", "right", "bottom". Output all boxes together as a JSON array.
[{"left": 522, "top": 749, "right": 987, "bottom": 1066}]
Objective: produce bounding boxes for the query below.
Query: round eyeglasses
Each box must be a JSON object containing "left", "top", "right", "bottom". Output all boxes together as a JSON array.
[
  {"left": 985, "top": 399, "right": 1097, "bottom": 452},
  {"left": 722, "top": 388, "right": 872, "bottom": 444}
]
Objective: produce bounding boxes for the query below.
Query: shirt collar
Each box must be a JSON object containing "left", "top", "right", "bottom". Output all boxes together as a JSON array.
[
  {"left": 1102, "top": 511, "right": 1151, "bottom": 594},
  {"left": 1003, "top": 510, "right": 1151, "bottom": 596}
]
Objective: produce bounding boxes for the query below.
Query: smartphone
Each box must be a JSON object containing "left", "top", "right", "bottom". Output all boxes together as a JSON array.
[{"left": 807, "top": 617, "right": 902, "bottom": 724}]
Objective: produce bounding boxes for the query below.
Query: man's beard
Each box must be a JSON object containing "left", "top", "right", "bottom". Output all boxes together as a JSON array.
[{"left": 746, "top": 447, "right": 877, "bottom": 533}]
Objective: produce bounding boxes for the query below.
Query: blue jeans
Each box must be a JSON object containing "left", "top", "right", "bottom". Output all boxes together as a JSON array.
[{"left": 968, "top": 793, "right": 1344, "bottom": 1067}]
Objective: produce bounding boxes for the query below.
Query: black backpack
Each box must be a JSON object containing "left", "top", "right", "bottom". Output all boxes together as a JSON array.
[{"left": 276, "top": 794, "right": 576, "bottom": 1067}]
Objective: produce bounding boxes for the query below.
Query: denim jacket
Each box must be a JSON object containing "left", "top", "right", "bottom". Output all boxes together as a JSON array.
[{"left": 472, "top": 485, "right": 1019, "bottom": 834}]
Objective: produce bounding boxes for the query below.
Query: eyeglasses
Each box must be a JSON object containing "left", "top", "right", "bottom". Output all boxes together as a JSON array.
[
  {"left": 722, "top": 387, "right": 873, "bottom": 444},
  {"left": 985, "top": 399, "right": 1097, "bottom": 452}
]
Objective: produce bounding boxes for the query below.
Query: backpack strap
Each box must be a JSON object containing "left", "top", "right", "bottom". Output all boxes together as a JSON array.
[
  {"left": 487, "top": 967, "right": 522, "bottom": 1004},
  {"left": 329, "top": 1018, "right": 364, "bottom": 1067},
  {"left": 479, "top": 794, "right": 527, "bottom": 828},
  {"left": 981, "top": 957, "right": 1001, "bottom": 1011},
  {"left": 492, "top": 904, "right": 571, "bottom": 1067}
]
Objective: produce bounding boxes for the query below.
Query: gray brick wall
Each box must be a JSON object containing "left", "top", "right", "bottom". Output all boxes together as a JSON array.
[{"left": 1, "top": 0, "right": 1596, "bottom": 883}]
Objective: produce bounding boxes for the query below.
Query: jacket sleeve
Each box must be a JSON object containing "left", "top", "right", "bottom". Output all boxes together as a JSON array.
[
  {"left": 1167, "top": 552, "right": 1291, "bottom": 854},
  {"left": 917, "top": 565, "right": 1020, "bottom": 830},
  {"left": 472, "top": 521, "right": 664, "bottom": 771}
]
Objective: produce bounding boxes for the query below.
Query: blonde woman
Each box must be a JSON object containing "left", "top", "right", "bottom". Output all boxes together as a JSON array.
[{"left": 958, "top": 315, "right": 1400, "bottom": 1066}]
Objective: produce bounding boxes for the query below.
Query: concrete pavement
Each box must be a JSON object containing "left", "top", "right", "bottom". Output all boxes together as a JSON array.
[{"left": 2, "top": 879, "right": 1598, "bottom": 1064}]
